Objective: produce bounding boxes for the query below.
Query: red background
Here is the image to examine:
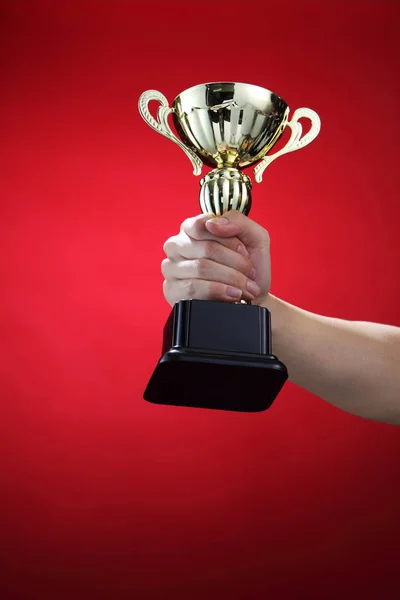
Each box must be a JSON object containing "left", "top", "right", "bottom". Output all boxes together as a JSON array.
[{"left": 1, "top": 1, "right": 400, "bottom": 599}]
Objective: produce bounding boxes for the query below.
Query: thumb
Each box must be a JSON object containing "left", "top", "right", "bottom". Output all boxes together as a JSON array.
[{"left": 205, "top": 210, "right": 270, "bottom": 251}]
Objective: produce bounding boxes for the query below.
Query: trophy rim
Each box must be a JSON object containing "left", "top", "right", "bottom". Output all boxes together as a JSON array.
[{"left": 172, "top": 81, "right": 287, "bottom": 106}]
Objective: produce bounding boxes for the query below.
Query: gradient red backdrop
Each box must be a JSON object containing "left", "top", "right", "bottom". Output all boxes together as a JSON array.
[{"left": 1, "top": 1, "right": 399, "bottom": 599}]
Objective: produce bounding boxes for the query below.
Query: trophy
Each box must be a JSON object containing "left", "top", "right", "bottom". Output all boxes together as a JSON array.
[{"left": 138, "top": 82, "right": 320, "bottom": 412}]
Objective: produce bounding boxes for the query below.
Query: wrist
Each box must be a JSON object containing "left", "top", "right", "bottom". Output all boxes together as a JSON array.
[
  {"left": 259, "top": 294, "right": 293, "bottom": 359},
  {"left": 259, "top": 293, "right": 284, "bottom": 317}
]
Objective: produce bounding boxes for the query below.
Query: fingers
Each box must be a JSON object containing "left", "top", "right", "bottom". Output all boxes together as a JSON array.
[
  {"left": 164, "top": 213, "right": 251, "bottom": 266},
  {"left": 204, "top": 210, "right": 270, "bottom": 251},
  {"left": 204, "top": 210, "right": 271, "bottom": 302},
  {"left": 164, "top": 232, "right": 244, "bottom": 259},
  {"left": 179, "top": 214, "right": 245, "bottom": 253},
  {"left": 162, "top": 212, "right": 271, "bottom": 308},
  {"left": 163, "top": 278, "right": 247, "bottom": 307},
  {"left": 161, "top": 258, "right": 260, "bottom": 302},
  {"left": 163, "top": 236, "right": 254, "bottom": 278},
  {"left": 180, "top": 214, "right": 215, "bottom": 237}
]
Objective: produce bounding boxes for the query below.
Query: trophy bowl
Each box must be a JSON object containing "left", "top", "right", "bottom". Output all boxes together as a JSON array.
[{"left": 171, "top": 82, "right": 289, "bottom": 170}]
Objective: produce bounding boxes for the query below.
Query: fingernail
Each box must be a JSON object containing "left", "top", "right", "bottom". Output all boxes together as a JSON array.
[
  {"left": 226, "top": 286, "right": 243, "bottom": 299},
  {"left": 237, "top": 244, "right": 249, "bottom": 257},
  {"left": 208, "top": 217, "right": 229, "bottom": 225},
  {"left": 247, "top": 280, "right": 261, "bottom": 297}
]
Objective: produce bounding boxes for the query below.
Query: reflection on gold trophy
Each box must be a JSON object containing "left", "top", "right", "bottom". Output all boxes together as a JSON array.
[{"left": 138, "top": 82, "right": 320, "bottom": 412}]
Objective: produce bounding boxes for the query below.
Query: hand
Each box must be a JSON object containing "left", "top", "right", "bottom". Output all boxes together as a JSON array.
[{"left": 162, "top": 210, "right": 271, "bottom": 307}]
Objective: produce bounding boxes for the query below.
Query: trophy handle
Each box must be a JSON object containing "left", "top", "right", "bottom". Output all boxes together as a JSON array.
[
  {"left": 254, "top": 108, "right": 321, "bottom": 183},
  {"left": 138, "top": 90, "right": 203, "bottom": 176}
]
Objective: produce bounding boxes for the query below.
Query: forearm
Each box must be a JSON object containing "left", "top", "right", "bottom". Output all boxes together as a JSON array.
[{"left": 263, "top": 294, "right": 400, "bottom": 425}]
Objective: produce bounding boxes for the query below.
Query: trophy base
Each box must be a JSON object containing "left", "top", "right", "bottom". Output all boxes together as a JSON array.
[{"left": 143, "top": 300, "right": 288, "bottom": 412}]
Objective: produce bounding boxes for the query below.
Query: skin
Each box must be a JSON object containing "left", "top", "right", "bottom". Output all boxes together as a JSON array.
[{"left": 162, "top": 211, "right": 400, "bottom": 426}]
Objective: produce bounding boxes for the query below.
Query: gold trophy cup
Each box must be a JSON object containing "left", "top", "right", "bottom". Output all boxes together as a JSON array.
[{"left": 139, "top": 82, "right": 320, "bottom": 412}]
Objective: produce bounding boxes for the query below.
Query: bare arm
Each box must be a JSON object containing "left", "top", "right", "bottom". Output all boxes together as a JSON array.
[
  {"left": 162, "top": 211, "right": 400, "bottom": 425},
  {"left": 264, "top": 294, "right": 400, "bottom": 425}
]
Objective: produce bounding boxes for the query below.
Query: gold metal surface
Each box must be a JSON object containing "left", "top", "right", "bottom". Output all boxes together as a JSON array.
[
  {"left": 199, "top": 168, "right": 252, "bottom": 216},
  {"left": 138, "top": 82, "right": 320, "bottom": 216}
]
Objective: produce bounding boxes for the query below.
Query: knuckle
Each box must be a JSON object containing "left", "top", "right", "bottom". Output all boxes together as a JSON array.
[
  {"left": 163, "top": 278, "right": 190, "bottom": 307},
  {"left": 162, "top": 279, "right": 174, "bottom": 306},
  {"left": 180, "top": 217, "right": 192, "bottom": 233},
  {"left": 162, "top": 236, "right": 176, "bottom": 256},
  {"left": 160, "top": 258, "right": 170, "bottom": 277},
  {"left": 183, "top": 278, "right": 197, "bottom": 299},
  {"left": 194, "top": 257, "right": 209, "bottom": 277},
  {"left": 162, "top": 278, "right": 170, "bottom": 294},
  {"left": 203, "top": 240, "right": 219, "bottom": 260},
  {"left": 181, "top": 214, "right": 208, "bottom": 239}
]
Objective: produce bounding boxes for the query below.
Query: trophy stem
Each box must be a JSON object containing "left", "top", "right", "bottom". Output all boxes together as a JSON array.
[{"left": 199, "top": 168, "right": 252, "bottom": 216}]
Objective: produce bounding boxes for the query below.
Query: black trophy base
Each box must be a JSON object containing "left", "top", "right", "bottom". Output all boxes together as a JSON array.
[{"left": 144, "top": 299, "right": 288, "bottom": 413}]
